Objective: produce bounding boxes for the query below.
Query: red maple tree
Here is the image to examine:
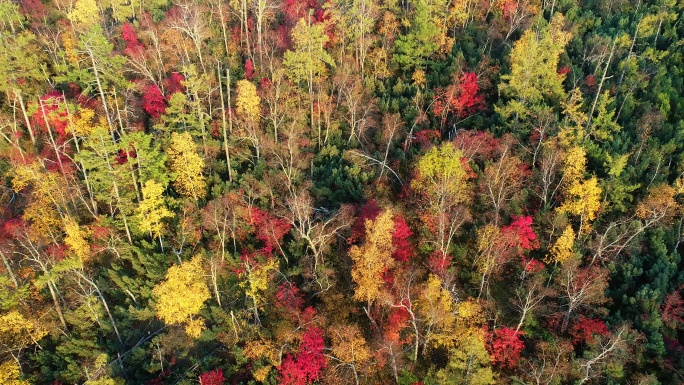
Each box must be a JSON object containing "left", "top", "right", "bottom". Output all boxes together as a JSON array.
[
  {"left": 569, "top": 316, "right": 610, "bottom": 345},
  {"left": 199, "top": 369, "right": 225, "bottom": 385},
  {"left": 121, "top": 23, "right": 144, "bottom": 57},
  {"left": 249, "top": 207, "right": 292, "bottom": 255},
  {"left": 279, "top": 327, "right": 327, "bottom": 385},
  {"left": 141, "top": 84, "right": 167, "bottom": 119},
  {"left": 487, "top": 327, "right": 525, "bottom": 369},
  {"left": 432, "top": 72, "right": 485, "bottom": 125}
]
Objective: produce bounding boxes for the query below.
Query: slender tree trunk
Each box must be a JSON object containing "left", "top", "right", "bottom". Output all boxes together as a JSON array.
[
  {"left": 586, "top": 39, "right": 616, "bottom": 132},
  {"left": 77, "top": 272, "right": 123, "bottom": 345},
  {"left": 218, "top": 65, "right": 233, "bottom": 182},
  {"left": 0, "top": 250, "right": 18, "bottom": 288},
  {"left": 87, "top": 48, "right": 116, "bottom": 141},
  {"left": 48, "top": 280, "right": 68, "bottom": 329},
  {"left": 39, "top": 99, "right": 66, "bottom": 175},
  {"left": 15, "top": 91, "right": 36, "bottom": 144},
  {"left": 211, "top": 258, "right": 222, "bottom": 307},
  {"left": 63, "top": 97, "right": 98, "bottom": 215}
]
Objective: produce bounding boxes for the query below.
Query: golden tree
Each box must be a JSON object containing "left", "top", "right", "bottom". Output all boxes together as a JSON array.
[
  {"left": 63, "top": 216, "right": 91, "bottom": 262},
  {"left": 349, "top": 209, "right": 396, "bottom": 306},
  {"left": 153, "top": 256, "right": 210, "bottom": 338},
  {"left": 547, "top": 225, "right": 576, "bottom": 265},
  {"left": 135, "top": 180, "right": 174, "bottom": 242},
  {"left": 167, "top": 131, "right": 206, "bottom": 200}
]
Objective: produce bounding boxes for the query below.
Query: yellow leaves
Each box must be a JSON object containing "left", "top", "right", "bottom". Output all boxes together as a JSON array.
[
  {"left": 0, "top": 312, "right": 47, "bottom": 359},
  {"left": 476, "top": 224, "right": 500, "bottom": 274},
  {"left": 184, "top": 318, "right": 205, "bottom": 338},
  {"left": 560, "top": 88, "right": 588, "bottom": 143},
  {"left": 153, "top": 256, "right": 210, "bottom": 338},
  {"left": 558, "top": 147, "right": 601, "bottom": 232},
  {"left": 135, "top": 180, "right": 173, "bottom": 238},
  {"left": 636, "top": 184, "right": 679, "bottom": 223},
  {"left": 241, "top": 257, "right": 279, "bottom": 311},
  {"left": 558, "top": 176, "right": 602, "bottom": 228},
  {"left": 252, "top": 366, "right": 273, "bottom": 383},
  {"left": 236, "top": 80, "right": 261, "bottom": 122},
  {"left": 456, "top": 299, "right": 484, "bottom": 327},
  {"left": 68, "top": 0, "right": 100, "bottom": 27},
  {"left": 244, "top": 338, "right": 279, "bottom": 381},
  {"left": 412, "top": 143, "right": 470, "bottom": 209},
  {"left": 349, "top": 210, "right": 395, "bottom": 304},
  {"left": 675, "top": 175, "right": 684, "bottom": 195},
  {"left": 69, "top": 108, "right": 101, "bottom": 137},
  {"left": 12, "top": 162, "right": 63, "bottom": 239},
  {"left": 412, "top": 69, "right": 426, "bottom": 87},
  {"left": 330, "top": 324, "right": 371, "bottom": 364},
  {"left": 12, "top": 161, "right": 55, "bottom": 193},
  {"left": 437, "top": 330, "right": 495, "bottom": 385},
  {"left": 366, "top": 47, "right": 390, "bottom": 79},
  {"left": 547, "top": 225, "right": 576, "bottom": 264},
  {"left": 244, "top": 338, "right": 279, "bottom": 363},
  {"left": 419, "top": 274, "right": 457, "bottom": 348},
  {"left": 0, "top": 361, "right": 30, "bottom": 385},
  {"left": 61, "top": 32, "right": 80, "bottom": 65},
  {"left": 167, "top": 131, "right": 206, "bottom": 200},
  {"left": 63, "top": 217, "right": 91, "bottom": 261},
  {"left": 562, "top": 146, "right": 587, "bottom": 186}
]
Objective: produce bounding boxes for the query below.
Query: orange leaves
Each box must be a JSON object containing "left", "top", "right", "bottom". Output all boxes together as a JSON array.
[
  {"left": 636, "top": 184, "right": 679, "bottom": 224},
  {"left": 330, "top": 324, "right": 371, "bottom": 365}
]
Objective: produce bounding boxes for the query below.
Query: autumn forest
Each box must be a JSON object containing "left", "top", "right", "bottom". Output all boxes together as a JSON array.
[{"left": 0, "top": 0, "right": 683, "bottom": 383}]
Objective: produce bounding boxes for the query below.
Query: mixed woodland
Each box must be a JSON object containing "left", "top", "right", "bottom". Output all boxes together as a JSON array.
[{"left": 1, "top": 0, "right": 684, "bottom": 383}]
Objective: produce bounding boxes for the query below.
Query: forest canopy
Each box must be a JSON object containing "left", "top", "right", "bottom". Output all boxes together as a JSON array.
[{"left": 0, "top": 0, "right": 684, "bottom": 384}]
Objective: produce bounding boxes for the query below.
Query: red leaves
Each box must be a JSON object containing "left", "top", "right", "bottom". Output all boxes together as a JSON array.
[
  {"left": 487, "top": 327, "right": 525, "bottom": 369},
  {"left": 141, "top": 84, "right": 167, "bottom": 119},
  {"left": 276, "top": 281, "right": 305, "bottom": 314},
  {"left": 557, "top": 66, "right": 571, "bottom": 76},
  {"left": 661, "top": 286, "right": 684, "bottom": 330},
  {"left": 279, "top": 327, "right": 327, "bottom": 385},
  {"left": 501, "top": 215, "right": 539, "bottom": 252},
  {"left": 414, "top": 129, "right": 441, "bottom": 150},
  {"left": 453, "top": 130, "right": 502, "bottom": 161},
  {"left": 432, "top": 72, "right": 485, "bottom": 125},
  {"left": 384, "top": 306, "right": 410, "bottom": 343},
  {"left": 249, "top": 207, "right": 292, "bottom": 255},
  {"left": 245, "top": 59, "right": 256, "bottom": 81},
  {"left": 569, "top": 316, "right": 609, "bottom": 345},
  {"left": 349, "top": 201, "right": 414, "bottom": 262},
  {"left": 391, "top": 216, "right": 413, "bottom": 262},
  {"left": 499, "top": 0, "right": 519, "bottom": 20},
  {"left": 121, "top": 23, "right": 144, "bottom": 57},
  {"left": 349, "top": 200, "right": 381, "bottom": 244},
  {"left": 199, "top": 369, "right": 225, "bottom": 385},
  {"left": 428, "top": 250, "right": 453, "bottom": 276},
  {"left": 164, "top": 72, "right": 186, "bottom": 96},
  {"left": 521, "top": 258, "right": 545, "bottom": 273},
  {"left": 31, "top": 91, "right": 68, "bottom": 140}
]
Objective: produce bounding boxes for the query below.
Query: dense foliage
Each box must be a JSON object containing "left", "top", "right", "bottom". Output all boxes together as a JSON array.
[{"left": 1, "top": 0, "right": 683, "bottom": 384}]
